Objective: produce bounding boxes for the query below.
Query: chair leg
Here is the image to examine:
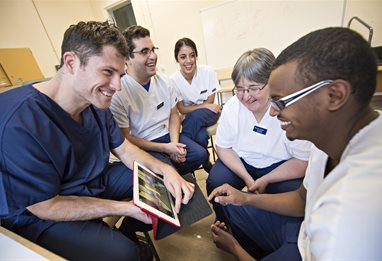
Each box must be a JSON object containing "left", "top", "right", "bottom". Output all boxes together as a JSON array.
[
  {"left": 210, "top": 136, "right": 216, "bottom": 162},
  {"left": 142, "top": 231, "right": 160, "bottom": 261}
]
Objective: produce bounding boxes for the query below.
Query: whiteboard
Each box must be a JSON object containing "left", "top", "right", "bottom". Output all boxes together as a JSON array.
[{"left": 200, "top": 0, "right": 345, "bottom": 69}]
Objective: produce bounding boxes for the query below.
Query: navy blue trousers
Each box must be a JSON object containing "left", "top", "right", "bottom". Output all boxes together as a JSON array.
[
  {"left": 206, "top": 158, "right": 303, "bottom": 222},
  {"left": 34, "top": 162, "right": 139, "bottom": 261},
  {"left": 224, "top": 204, "right": 303, "bottom": 260},
  {"left": 150, "top": 133, "right": 208, "bottom": 175},
  {"left": 181, "top": 108, "right": 220, "bottom": 148}
]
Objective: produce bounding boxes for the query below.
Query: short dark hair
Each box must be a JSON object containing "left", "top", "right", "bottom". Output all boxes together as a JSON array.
[
  {"left": 122, "top": 25, "right": 151, "bottom": 58},
  {"left": 60, "top": 21, "right": 128, "bottom": 68},
  {"left": 232, "top": 48, "right": 275, "bottom": 85},
  {"left": 174, "top": 38, "right": 198, "bottom": 61},
  {"left": 273, "top": 27, "right": 378, "bottom": 106}
]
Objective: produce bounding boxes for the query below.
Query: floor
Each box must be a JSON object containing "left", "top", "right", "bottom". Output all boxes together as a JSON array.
[{"left": 146, "top": 168, "right": 235, "bottom": 261}]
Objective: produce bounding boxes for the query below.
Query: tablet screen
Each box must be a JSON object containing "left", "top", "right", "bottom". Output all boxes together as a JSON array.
[{"left": 133, "top": 161, "right": 180, "bottom": 227}]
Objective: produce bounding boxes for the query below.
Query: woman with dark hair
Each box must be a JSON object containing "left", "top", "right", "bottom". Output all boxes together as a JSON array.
[{"left": 171, "top": 37, "right": 221, "bottom": 172}]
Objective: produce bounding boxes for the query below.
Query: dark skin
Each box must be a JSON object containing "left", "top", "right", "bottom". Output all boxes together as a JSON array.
[{"left": 209, "top": 61, "right": 379, "bottom": 260}]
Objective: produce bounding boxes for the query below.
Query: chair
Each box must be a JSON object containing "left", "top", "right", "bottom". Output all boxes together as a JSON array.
[
  {"left": 215, "top": 67, "right": 235, "bottom": 106},
  {"left": 206, "top": 122, "right": 218, "bottom": 162},
  {"left": 103, "top": 216, "right": 161, "bottom": 261}
]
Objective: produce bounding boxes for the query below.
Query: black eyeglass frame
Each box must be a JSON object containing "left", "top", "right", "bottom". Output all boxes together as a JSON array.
[
  {"left": 270, "top": 80, "right": 333, "bottom": 111},
  {"left": 132, "top": 46, "right": 159, "bottom": 56},
  {"left": 234, "top": 83, "right": 267, "bottom": 96}
]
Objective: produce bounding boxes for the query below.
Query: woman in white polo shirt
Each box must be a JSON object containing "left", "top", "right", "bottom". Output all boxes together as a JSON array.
[
  {"left": 171, "top": 38, "right": 221, "bottom": 172},
  {"left": 206, "top": 48, "right": 312, "bottom": 222}
]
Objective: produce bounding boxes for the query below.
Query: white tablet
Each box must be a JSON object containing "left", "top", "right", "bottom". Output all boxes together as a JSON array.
[{"left": 133, "top": 161, "right": 180, "bottom": 227}]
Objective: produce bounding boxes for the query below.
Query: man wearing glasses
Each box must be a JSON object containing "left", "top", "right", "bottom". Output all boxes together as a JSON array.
[
  {"left": 209, "top": 27, "right": 382, "bottom": 260},
  {"left": 110, "top": 25, "right": 207, "bottom": 177}
]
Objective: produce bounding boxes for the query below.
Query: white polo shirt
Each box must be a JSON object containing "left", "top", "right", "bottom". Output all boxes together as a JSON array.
[
  {"left": 216, "top": 96, "right": 311, "bottom": 168},
  {"left": 171, "top": 64, "right": 220, "bottom": 106},
  {"left": 110, "top": 72, "right": 178, "bottom": 141},
  {"left": 298, "top": 111, "right": 382, "bottom": 260}
]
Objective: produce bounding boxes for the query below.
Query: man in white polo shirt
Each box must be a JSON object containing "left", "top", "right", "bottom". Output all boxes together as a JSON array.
[{"left": 110, "top": 25, "right": 207, "bottom": 176}]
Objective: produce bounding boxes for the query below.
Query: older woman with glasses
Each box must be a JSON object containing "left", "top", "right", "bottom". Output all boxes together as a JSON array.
[
  {"left": 171, "top": 37, "right": 221, "bottom": 172},
  {"left": 206, "top": 48, "right": 312, "bottom": 223}
]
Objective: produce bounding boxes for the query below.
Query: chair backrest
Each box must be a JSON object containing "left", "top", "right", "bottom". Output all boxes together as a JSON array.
[
  {"left": 215, "top": 67, "right": 233, "bottom": 84},
  {"left": 215, "top": 67, "right": 235, "bottom": 106}
]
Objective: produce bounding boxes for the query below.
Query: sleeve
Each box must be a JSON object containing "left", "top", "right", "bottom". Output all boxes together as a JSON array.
[
  {"left": 170, "top": 77, "right": 183, "bottom": 102},
  {"left": 1, "top": 120, "right": 63, "bottom": 212},
  {"left": 285, "top": 138, "right": 312, "bottom": 161},
  {"left": 106, "top": 109, "right": 125, "bottom": 149},
  {"left": 207, "top": 66, "right": 220, "bottom": 95},
  {"left": 0, "top": 172, "right": 9, "bottom": 216},
  {"left": 110, "top": 91, "right": 130, "bottom": 129},
  {"left": 168, "top": 78, "right": 180, "bottom": 108},
  {"left": 215, "top": 98, "right": 237, "bottom": 148}
]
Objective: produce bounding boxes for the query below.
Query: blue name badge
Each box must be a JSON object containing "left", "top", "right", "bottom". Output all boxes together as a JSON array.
[{"left": 253, "top": 125, "right": 267, "bottom": 135}]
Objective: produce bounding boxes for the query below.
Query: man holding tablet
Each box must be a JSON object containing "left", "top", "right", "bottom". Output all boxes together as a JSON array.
[{"left": 0, "top": 21, "right": 194, "bottom": 261}]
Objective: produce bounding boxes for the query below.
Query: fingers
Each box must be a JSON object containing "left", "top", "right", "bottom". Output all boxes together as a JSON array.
[
  {"left": 181, "top": 181, "right": 195, "bottom": 205},
  {"left": 207, "top": 184, "right": 229, "bottom": 201},
  {"left": 172, "top": 183, "right": 182, "bottom": 214},
  {"left": 176, "top": 143, "right": 186, "bottom": 148}
]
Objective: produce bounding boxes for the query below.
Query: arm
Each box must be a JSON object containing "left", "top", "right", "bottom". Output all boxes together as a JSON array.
[
  {"left": 208, "top": 183, "right": 306, "bottom": 217},
  {"left": 168, "top": 106, "right": 187, "bottom": 163},
  {"left": 112, "top": 139, "right": 194, "bottom": 213},
  {"left": 216, "top": 145, "right": 256, "bottom": 189},
  {"left": 27, "top": 195, "right": 151, "bottom": 223},
  {"left": 250, "top": 158, "right": 308, "bottom": 193},
  {"left": 177, "top": 94, "right": 220, "bottom": 114},
  {"left": 120, "top": 127, "right": 185, "bottom": 159}
]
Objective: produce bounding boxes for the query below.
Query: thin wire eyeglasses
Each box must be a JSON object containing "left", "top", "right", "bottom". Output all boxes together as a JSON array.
[
  {"left": 234, "top": 84, "right": 266, "bottom": 96},
  {"left": 270, "top": 80, "right": 333, "bottom": 111},
  {"left": 132, "top": 47, "right": 159, "bottom": 56}
]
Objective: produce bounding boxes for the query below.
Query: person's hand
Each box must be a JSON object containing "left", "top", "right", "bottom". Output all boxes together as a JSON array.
[
  {"left": 204, "top": 103, "right": 221, "bottom": 113},
  {"left": 126, "top": 201, "right": 152, "bottom": 224},
  {"left": 211, "top": 220, "right": 240, "bottom": 254},
  {"left": 207, "top": 183, "right": 247, "bottom": 206},
  {"left": 248, "top": 176, "right": 268, "bottom": 194},
  {"left": 244, "top": 177, "right": 256, "bottom": 192},
  {"left": 160, "top": 164, "right": 195, "bottom": 213},
  {"left": 165, "top": 143, "right": 187, "bottom": 163}
]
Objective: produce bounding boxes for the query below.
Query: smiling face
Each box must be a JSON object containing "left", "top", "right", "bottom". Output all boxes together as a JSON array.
[
  {"left": 268, "top": 61, "right": 325, "bottom": 141},
  {"left": 73, "top": 45, "right": 125, "bottom": 109},
  {"left": 126, "top": 36, "right": 157, "bottom": 84},
  {"left": 236, "top": 76, "right": 270, "bottom": 114},
  {"left": 176, "top": 45, "right": 197, "bottom": 80}
]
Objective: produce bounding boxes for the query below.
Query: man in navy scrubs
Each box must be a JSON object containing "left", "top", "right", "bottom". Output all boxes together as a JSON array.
[{"left": 0, "top": 21, "right": 193, "bottom": 260}]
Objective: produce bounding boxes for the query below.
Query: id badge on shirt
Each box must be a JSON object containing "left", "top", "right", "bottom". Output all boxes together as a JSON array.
[
  {"left": 253, "top": 125, "right": 267, "bottom": 135},
  {"left": 157, "top": 102, "right": 164, "bottom": 110}
]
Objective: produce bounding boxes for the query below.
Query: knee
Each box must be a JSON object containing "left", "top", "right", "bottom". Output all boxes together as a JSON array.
[
  {"left": 206, "top": 166, "right": 222, "bottom": 194},
  {"left": 105, "top": 238, "right": 140, "bottom": 261}
]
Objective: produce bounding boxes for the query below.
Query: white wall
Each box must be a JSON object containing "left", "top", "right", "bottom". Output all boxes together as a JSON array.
[
  {"left": 344, "top": 0, "right": 382, "bottom": 46},
  {"left": 89, "top": 0, "right": 220, "bottom": 75},
  {"left": 0, "top": 0, "right": 381, "bottom": 79}
]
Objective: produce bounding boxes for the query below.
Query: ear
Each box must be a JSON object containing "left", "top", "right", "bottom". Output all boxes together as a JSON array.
[
  {"left": 327, "top": 80, "right": 352, "bottom": 111},
  {"left": 125, "top": 57, "right": 132, "bottom": 67},
  {"left": 62, "top": 51, "right": 78, "bottom": 74}
]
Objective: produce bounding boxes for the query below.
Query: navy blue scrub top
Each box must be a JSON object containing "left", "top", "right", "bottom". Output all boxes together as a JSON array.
[{"left": 0, "top": 85, "right": 124, "bottom": 239}]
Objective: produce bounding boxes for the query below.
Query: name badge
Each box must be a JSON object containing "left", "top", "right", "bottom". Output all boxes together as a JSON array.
[
  {"left": 253, "top": 125, "right": 267, "bottom": 135},
  {"left": 200, "top": 89, "right": 207, "bottom": 94},
  {"left": 157, "top": 102, "right": 164, "bottom": 110}
]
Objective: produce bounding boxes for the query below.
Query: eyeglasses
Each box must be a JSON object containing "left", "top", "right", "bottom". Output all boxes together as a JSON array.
[
  {"left": 132, "top": 47, "right": 159, "bottom": 56},
  {"left": 234, "top": 84, "right": 266, "bottom": 96},
  {"left": 270, "top": 80, "right": 333, "bottom": 111}
]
